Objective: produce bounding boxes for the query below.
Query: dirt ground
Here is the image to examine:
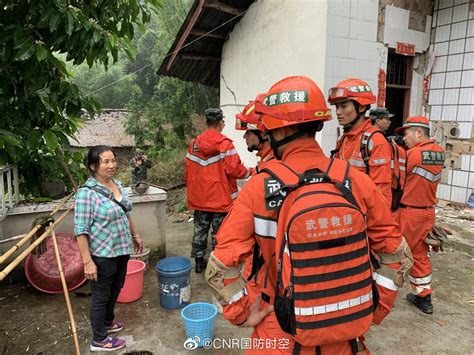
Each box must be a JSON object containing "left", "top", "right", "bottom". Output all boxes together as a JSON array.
[{"left": 0, "top": 215, "right": 473, "bottom": 355}]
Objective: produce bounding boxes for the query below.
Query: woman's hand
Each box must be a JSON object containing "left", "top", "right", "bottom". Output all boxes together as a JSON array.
[
  {"left": 132, "top": 234, "right": 144, "bottom": 253},
  {"left": 83, "top": 260, "right": 98, "bottom": 282}
]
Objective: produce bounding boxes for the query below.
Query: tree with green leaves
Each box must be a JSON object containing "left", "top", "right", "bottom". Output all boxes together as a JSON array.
[
  {"left": 0, "top": 0, "right": 160, "bottom": 196},
  {"left": 69, "top": 0, "right": 219, "bottom": 160}
]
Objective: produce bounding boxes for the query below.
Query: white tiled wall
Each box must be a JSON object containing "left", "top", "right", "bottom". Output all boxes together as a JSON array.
[
  {"left": 322, "top": 0, "right": 382, "bottom": 156},
  {"left": 431, "top": 0, "right": 474, "bottom": 203}
]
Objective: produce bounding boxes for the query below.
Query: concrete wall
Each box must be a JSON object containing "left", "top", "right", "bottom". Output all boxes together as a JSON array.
[
  {"left": 220, "top": 0, "right": 329, "bottom": 166},
  {"left": 428, "top": 0, "right": 474, "bottom": 204},
  {"left": 322, "top": 0, "right": 385, "bottom": 155}
]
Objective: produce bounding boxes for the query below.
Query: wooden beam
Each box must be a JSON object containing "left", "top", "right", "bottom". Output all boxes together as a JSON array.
[
  {"left": 180, "top": 53, "right": 221, "bottom": 62},
  {"left": 190, "top": 28, "right": 227, "bottom": 39},
  {"left": 166, "top": 0, "right": 205, "bottom": 71},
  {"left": 203, "top": 0, "right": 243, "bottom": 16}
]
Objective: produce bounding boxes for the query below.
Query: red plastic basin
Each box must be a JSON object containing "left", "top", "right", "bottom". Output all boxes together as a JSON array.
[{"left": 25, "top": 233, "right": 86, "bottom": 294}]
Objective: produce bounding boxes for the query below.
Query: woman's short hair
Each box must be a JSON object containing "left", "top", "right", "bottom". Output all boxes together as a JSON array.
[{"left": 84, "top": 145, "right": 116, "bottom": 176}]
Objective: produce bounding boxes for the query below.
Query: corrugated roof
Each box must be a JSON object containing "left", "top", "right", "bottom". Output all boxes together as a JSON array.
[
  {"left": 68, "top": 109, "right": 135, "bottom": 148},
  {"left": 158, "top": 0, "right": 255, "bottom": 87}
]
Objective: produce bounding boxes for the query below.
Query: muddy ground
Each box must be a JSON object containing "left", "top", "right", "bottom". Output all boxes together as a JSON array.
[{"left": 0, "top": 215, "right": 473, "bottom": 355}]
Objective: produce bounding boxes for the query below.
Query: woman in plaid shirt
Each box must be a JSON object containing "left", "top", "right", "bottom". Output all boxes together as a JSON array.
[{"left": 74, "top": 145, "right": 144, "bottom": 352}]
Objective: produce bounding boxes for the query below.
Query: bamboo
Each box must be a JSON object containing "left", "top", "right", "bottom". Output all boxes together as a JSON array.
[
  {"left": 57, "top": 151, "right": 79, "bottom": 191},
  {"left": 50, "top": 228, "right": 81, "bottom": 355},
  {"left": 0, "top": 205, "right": 72, "bottom": 280},
  {"left": 0, "top": 191, "right": 74, "bottom": 264}
]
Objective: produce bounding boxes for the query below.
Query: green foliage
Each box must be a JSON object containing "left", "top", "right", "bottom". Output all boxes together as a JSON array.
[
  {"left": 70, "top": 0, "right": 218, "bottom": 158},
  {"left": 71, "top": 63, "right": 142, "bottom": 109},
  {"left": 126, "top": 76, "right": 219, "bottom": 153},
  {"left": 0, "top": 0, "right": 160, "bottom": 196},
  {"left": 146, "top": 148, "right": 187, "bottom": 187}
]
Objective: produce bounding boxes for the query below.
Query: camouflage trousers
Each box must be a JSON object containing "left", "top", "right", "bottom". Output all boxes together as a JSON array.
[{"left": 191, "top": 210, "right": 227, "bottom": 259}]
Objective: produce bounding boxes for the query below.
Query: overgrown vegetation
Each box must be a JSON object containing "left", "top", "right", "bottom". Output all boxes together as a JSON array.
[
  {"left": 0, "top": 0, "right": 160, "bottom": 196},
  {"left": 70, "top": 0, "right": 219, "bottom": 187},
  {"left": 1, "top": 0, "right": 218, "bottom": 197}
]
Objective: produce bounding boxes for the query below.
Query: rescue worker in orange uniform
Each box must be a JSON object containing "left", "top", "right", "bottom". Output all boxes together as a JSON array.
[
  {"left": 235, "top": 100, "right": 275, "bottom": 173},
  {"left": 328, "top": 79, "right": 393, "bottom": 209},
  {"left": 205, "top": 77, "right": 413, "bottom": 354},
  {"left": 235, "top": 100, "right": 275, "bottom": 289},
  {"left": 185, "top": 108, "right": 251, "bottom": 273},
  {"left": 369, "top": 108, "right": 407, "bottom": 220},
  {"left": 395, "top": 116, "right": 444, "bottom": 314}
]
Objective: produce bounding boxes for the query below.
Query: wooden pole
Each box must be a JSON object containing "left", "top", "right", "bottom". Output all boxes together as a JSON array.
[
  {"left": 0, "top": 191, "right": 74, "bottom": 265},
  {"left": 50, "top": 228, "right": 81, "bottom": 355},
  {"left": 57, "top": 150, "right": 79, "bottom": 191},
  {"left": 0, "top": 206, "right": 73, "bottom": 281}
]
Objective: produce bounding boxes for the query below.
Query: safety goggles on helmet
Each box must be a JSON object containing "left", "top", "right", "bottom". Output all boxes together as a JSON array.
[
  {"left": 235, "top": 117, "right": 248, "bottom": 130},
  {"left": 328, "top": 85, "right": 372, "bottom": 102},
  {"left": 235, "top": 101, "right": 265, "bottom": 131},
  {"left": 327, "top": 78, "right": 376, "bottom": 106},
  {"left": 328, "top": 87, "right": 351, "bottom": 103}
]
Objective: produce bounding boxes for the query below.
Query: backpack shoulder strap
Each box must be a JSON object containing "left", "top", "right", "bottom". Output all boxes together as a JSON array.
[
  {"left": 83, "top": 185, "right": 129, "bottom": 214},
  {"left": 330, "top": 134, "right": 346, "bottom": 158},
  {"left": 360, "top": 129, "right": 392, "bottom": 174},
  {"left": 260, "top": 162, "right": 300, "bottom": 198},
  {"left": 326, "top": 158, "right": 360, "bottom": 209}
]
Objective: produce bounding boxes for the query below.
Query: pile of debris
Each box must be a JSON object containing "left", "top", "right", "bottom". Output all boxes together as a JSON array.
[{"left": 435, "top": 204, "right": 474, "bottom": 255}]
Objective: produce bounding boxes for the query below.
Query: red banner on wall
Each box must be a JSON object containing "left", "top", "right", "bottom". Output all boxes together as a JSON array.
[
  {"left": 396, "top": 42, "right": 416, "bottom": 56},
  {"left": 377, "top": 68, "right": 386, "bottom": 108}
]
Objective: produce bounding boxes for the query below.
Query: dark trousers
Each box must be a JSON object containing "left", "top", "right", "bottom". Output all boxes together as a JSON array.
[
  {"left": 191, "top": 210, "right": 226, "bottom": 258},
  {"left": 90, "top": 255, "right": 129, "bottom": 341}
]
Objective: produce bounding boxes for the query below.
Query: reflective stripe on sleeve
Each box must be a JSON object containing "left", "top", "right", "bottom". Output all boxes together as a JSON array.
[
  {"left": 228, "top": 286, "right": 248, "bottom": 304},
  {"left": 348, "top": 159, "right": 366, "bottom": 168},
  {"left": 412, "top": 167, "right": 441, "bottom": 182},
  {"left": 373, "top": 271, "right": 398, "bottom": 291},
  {"left": 254, "top": 216, "right": 277, "bottom": 238},
  {"left": 294, "top": 291, "right": 372, "bottom": 316}
]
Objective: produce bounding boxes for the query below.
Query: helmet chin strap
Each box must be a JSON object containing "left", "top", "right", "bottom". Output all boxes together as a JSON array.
[
  {"left": 343, "top": 110, "right": 365, "bottom": 132},
  {"left": 268, "top": 130, "right": 306, "bottom": 160},
  {"left": 247, "top": 131, "right": 268, "bottom": 152}
]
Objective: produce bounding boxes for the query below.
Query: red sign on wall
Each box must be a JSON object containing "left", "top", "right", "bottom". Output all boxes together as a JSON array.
[
  {"left": 396, "top": 42, "right": 416, "bottom": 56},
  {"left": 377, "top": 68, "right": 386, "bottom": 108}
]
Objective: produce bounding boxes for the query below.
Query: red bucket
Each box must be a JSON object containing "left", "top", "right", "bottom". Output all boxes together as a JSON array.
[
  {"left": 117, "top": 259, "right": 146, "bottom": 303},
  {"left": 25, "top": 233, "right": 86, "bottom": 294}
]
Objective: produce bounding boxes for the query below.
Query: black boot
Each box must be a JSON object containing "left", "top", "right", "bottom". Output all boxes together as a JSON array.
[
  {"left": 195, "top": 257, "right": 207, "bottom": 273},
  {"left": 406, "top": 293, "right": 433, "bottom": 314}
]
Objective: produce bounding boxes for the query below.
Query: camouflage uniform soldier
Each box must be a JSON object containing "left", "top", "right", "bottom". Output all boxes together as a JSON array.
[
  {"left": 130, "top": 150, "right": 152, "bottom": 183},
  {"left": 192, "top": 210, "right": 226, "bottom": 259}
]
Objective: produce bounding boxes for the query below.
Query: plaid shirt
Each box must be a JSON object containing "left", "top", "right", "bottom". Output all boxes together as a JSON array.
[{"left": 74, "top": 178, "right": 133, "bottom": 257}]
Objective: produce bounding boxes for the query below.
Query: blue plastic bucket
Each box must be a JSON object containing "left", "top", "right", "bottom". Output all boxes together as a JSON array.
[
  {"left": 156, "top": 256, "right": 192, "bottom": 309},
  {"left": 181, "top": 303, "right": 217, "bottom": 348}
]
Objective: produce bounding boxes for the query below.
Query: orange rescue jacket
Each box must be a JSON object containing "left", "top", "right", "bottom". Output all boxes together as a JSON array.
[
  {"left": 256, "top": 145, "right": 275, "bottom": 173},
  {"left": 401, "top": 139, "right": 444, "bottom": 207},
  {"left": 185, "top": 129, "right": 249, "bottom": 213},
  {"left": 333, "top": 119, "right": 393, "bottom": 208}
]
